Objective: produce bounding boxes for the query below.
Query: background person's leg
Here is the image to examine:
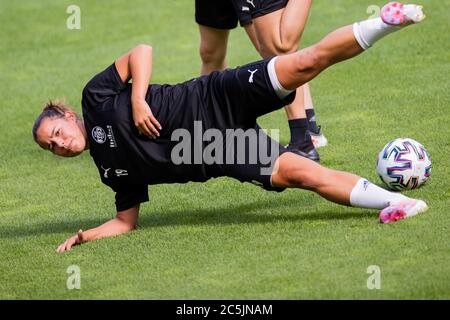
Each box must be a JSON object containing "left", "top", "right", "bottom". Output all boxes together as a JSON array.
[
  {"left": 303, "top": 83, "right": 328, "bottom": 148},
  {"left": 195, "top": 0, "right": 237, "bottom": 75},
  {"left": 250, "top": 0, "right": 312, "bottom": 56},
  {"left": 243, "top": 0, "right": 323, "bottom": 160},
  {"left": 198, "top": 25, "right": 230, "bottom": 75}
]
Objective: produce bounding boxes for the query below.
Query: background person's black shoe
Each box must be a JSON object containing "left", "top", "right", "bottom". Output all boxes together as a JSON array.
[{"left": 286, "top": 143, "right": 321, "bottom": 163}]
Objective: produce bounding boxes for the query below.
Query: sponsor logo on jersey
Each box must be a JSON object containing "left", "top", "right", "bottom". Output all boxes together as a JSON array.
[
  {"left": 92, "top": 126, "right": 106, "bottom": 144},
  {"left": 106, "top": 125, "right": 117, "bottom": 148},
  {"left": 241, "top": 6, "right": 250, "bottom": 11},
  {"left": 246, "top": 0, "right": 255, "bottom": 8}
]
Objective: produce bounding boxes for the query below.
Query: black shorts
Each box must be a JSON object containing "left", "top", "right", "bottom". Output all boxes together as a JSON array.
[
  {"left": 204, "top": 58, "right": 296, "bottom": 192},
  {"left": 195, "top": 0, "right": 289, "bottom": 29}
]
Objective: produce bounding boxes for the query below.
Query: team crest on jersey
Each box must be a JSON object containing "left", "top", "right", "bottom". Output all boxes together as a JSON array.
[{"left": 92, "top": 126, "right": 106, "bottom": 144}]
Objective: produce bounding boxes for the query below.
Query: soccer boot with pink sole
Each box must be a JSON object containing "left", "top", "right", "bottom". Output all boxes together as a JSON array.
[
  {"left": 380, "top": 2, "right": 425, "bottom": 26},
  {"left": 379, "top": 199, "right": 428, "bottom": 223}
]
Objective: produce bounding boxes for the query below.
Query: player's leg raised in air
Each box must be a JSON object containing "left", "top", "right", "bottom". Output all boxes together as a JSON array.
[{"left": 270, "top": 2, "right": 427, "bottom": 223}]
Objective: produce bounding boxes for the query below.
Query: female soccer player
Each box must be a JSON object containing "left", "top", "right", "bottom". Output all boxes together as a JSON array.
[
  {"left": 33, "top": 3, "right": 428, "bottom": 252},
  {"left": 195, "top": 0, "right": 325, "bottom": 161}
]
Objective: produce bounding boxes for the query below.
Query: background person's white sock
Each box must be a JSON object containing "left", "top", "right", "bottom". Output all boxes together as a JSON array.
[
  {"left": 350, "top": 178, "right": 409, "bottom": 209},
  {"left": 353, "top": 18, "right": 400, "bottom": 50}
]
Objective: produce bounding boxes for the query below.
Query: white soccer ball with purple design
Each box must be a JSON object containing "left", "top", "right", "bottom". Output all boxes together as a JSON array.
[{"left": 376, "top": 138, "right": 432, "bottom": 191}]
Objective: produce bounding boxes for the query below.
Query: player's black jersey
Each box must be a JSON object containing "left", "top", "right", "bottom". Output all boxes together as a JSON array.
[
  {"left": 82, "top": 60, "right": 294, "bottom": 212},
  {"left": 82, "top": 64, "right": 217, "bottom": 211}
]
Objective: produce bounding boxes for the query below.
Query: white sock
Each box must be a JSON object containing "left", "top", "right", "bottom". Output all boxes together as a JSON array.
[
  {"left": 350, "top": 178, "right": 409, "bottom": 209},
  {"left": 353, "top": 18, "right": 401, "bottom": 50}
]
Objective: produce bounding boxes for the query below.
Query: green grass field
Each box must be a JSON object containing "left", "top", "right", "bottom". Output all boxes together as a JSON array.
[{"left": 1, "top": 0, "right": 449, "bottom": 299}]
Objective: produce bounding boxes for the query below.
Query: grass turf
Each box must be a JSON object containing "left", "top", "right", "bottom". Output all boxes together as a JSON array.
[{"left": 0, "top": 0, "right": 449, "bottom": 299}]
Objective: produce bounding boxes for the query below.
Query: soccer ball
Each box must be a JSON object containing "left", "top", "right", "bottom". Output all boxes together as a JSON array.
[{"left": 376, "top": 138, "right": 432, "bottom": 191}]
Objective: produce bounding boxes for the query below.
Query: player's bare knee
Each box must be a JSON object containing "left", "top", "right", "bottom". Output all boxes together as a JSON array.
[
  {"left": 286, "top": 167, "right": 324, "bottom": 191},
  {"left": 272, "top": 41, "right": 298, "bottom": 55},
  {"left": 199, "top": 45, "right": 225, "bottom": 65},
  {"left": 258, "top": 39, "right": 298, "bottom": 58}
]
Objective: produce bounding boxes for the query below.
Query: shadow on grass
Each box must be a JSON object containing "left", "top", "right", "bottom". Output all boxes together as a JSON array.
[{"left": 0, "top": 199, "right": 374, "bottom": 239}]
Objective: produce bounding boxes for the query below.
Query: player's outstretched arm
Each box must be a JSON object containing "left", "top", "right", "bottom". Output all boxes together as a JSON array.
[
  {"left": 115, "top": 44, "right": 161, "bottom": 139},
  {"left": 56, "top": 205, "right": 140, "bottom": 253}
]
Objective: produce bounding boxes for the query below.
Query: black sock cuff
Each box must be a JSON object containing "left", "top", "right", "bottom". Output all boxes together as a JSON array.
[
  {"left": 288, "top": 118, "right": 308, "bottom": 129},
  {"left": 305, "top": 109, "right": 320, "bottom": 134},
  {"left": 305, "top": 109, "right": 316, "bottom": 119}
]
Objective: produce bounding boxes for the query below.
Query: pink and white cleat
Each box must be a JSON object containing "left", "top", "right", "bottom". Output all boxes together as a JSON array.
[
  {"left": 379, "top": 199, "right": 428, "bottom": 224},
  {"left": 381, "top": 2, "right": 426, "bottom": 26}
]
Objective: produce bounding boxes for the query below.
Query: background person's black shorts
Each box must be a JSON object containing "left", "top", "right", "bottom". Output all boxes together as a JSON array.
[{"left": 195, "top": 0, "right": 289, "bottom": 29}]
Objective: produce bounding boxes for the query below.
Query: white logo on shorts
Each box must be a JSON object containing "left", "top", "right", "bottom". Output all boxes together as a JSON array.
[
  {"left": 241, "top": 6, "right": 250, "bottom": 11},
  {"left": 92, "top": 126, "right": 106, "bottom": 144},
  {"left": 246, "top": 0, "right": 256, "bottom": 8},
  {"left": 101, "top": 165, "right": 111, "bottom": 178},
  {"left": 248, "top": 69, "right": 258, "bottom": 83}
]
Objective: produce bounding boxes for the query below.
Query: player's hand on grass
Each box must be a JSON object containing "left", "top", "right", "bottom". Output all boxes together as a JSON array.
[
  {"left": 56, "top": 229, "right": 85, "bottom": 253},
  {"left": 131, "top": 98, "right": 161, "bottom": 139}
]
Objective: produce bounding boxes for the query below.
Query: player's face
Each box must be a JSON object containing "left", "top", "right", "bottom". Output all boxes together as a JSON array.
[{"left": 36, "top": 114, "right": 87, "bottom": 157}]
